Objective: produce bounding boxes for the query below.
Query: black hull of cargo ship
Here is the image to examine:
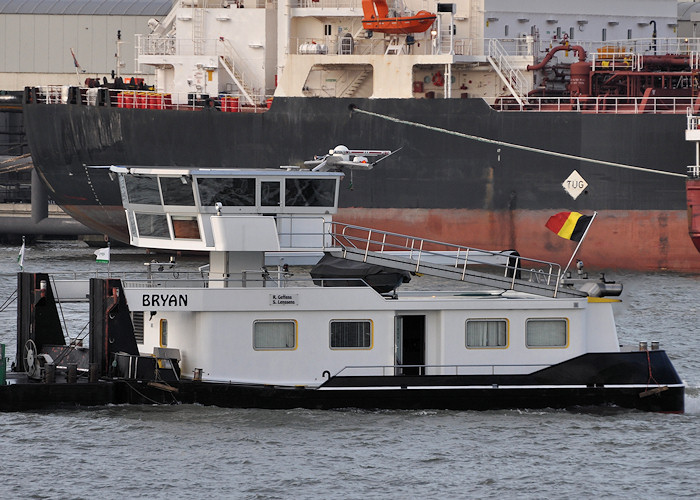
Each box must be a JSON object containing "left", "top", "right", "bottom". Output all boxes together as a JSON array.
[
  {"left": 22, "top": 97, "right": 699, "bottom": 270},
  {"left": 0, "top": 351, "right": 685, "bottom": 413}
]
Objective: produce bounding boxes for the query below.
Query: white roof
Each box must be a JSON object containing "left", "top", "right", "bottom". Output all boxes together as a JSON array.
[{"left": 0, "top": 0, "right": 173, "bottom": 15}]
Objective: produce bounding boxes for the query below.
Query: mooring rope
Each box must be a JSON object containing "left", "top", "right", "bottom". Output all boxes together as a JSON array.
[
  {"left": 0, "top": 288, "right": 17, "bottom": 312},
  {"left": 350, "top": 106, "right": 688, "bottom": 179}
]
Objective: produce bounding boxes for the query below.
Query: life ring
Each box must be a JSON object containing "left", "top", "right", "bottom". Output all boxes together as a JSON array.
[{"left": 432, "top": 71, "right": 444, "bottom": 87}]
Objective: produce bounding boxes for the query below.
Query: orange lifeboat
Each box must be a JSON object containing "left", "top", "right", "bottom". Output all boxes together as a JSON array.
[{"left": 361, "top": 0, "right": 437, "bottom": 35}]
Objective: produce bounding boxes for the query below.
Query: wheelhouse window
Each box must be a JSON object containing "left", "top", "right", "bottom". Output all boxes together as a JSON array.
[
  {"left": 330, "top": 320, "right": 372, "bottom": 349},
  {"left": 253, "top": 320, "right": 296, "bottom": 350},
  {"left": 124, "top": 175, "right": 161, "bottom": 205},
  {"left": 466, "top": 319, "right": 508, "bottom": 348},
  {"left": 135, "top": 213, "right": 170, "bottom": 238},
  {"left": 261, "top": 181, "right": 280, "bottom": 207},
  {"left": 197, "top": 177, "right": 255, "bottom": 206},
  {"left": 285, "top": 178, "right": 336, "bottom": 207},
  {"left": 160, "top": 177, "right": 195, "bottom": 206},
  {"left": 171, "top": 216, "right": 200, "bottom": 239},
  {"left": 526, "top": 319, "right": 568, "bottom": 347}
]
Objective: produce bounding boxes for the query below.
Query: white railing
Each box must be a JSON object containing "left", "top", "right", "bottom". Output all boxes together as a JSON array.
[
  {"left": 532, "top": 37, "right": 700, "bottom": 66},
  {"left": 32, "top": 86, "right": 273, "bottom": 110},
  {"left": 292, "top": 0, "right": 360, "bottom": 8},
  {"left": 325, "top": 221, "right": 564, "bottom": 296},
  {"left": 333, "top": 362, "right": 551, "bottom": 377},
  {"left": 499, "top": 95, "right": 699, "bottom": 114},
  {"left": 487, "top": 38, "right": 530, "bottom": 106}
]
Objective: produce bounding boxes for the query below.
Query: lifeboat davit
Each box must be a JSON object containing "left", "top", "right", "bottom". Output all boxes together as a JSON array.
[{"left": 361, "top": 0, "right": 437, "bottom": 35}]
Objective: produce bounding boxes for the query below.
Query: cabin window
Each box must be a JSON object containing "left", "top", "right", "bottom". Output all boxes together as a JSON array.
[
  {"left": 125, "top": 175, "right": 161, "bottom": 205},
  {"left": 627, "top": 29, "right": 632, "bottom": 40},
  {"left": 171, "top": 216, "right": 200, "bottom": 239},
  {"left": 160, "top": 319, "right": 168, "bottom": 347},
  {"left": 285, "top": 179, "right": 336, "bottom": 207},
  {"left": 504, "top": 25, "right": 509, "bottom": 36},
  {"left": 556, "top": 27, "right": 561, "bottom": 39},
  {"left": 135, "top": 213, "right": 170, "bottom": 238},
  {"left": 197, "top": 177, "right": 255, "bottom": 206},
  {"left": 601, "top": 28, "right": 607, "bottom": 41},
  {"left": 569, "top": 27, "right": 574, "bottom": 40},
  {"left": 324, "top": 24, "right": 332, "bottom": 36},
  {"left": 253, "top": 320, "right": 296, "bottom": 350},
  {"left": 261, "top": 181, "right": 281, "bottom": 207},
  {"left": 330, "top": 320, "right": 372, "bottom": 349},
  {"left": 526, "top": 319, "right": 568, "bottom": 347},
  {"left": 466, "top": 319, "right": 508, "bottom": 348},
  {"left": 160, "top": 177, "right": 195, "bottom": 206}
]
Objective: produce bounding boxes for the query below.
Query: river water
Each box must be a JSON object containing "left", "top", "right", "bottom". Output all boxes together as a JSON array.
[{"left": 0, "top": 241, "right": 698, "bottom": 499}]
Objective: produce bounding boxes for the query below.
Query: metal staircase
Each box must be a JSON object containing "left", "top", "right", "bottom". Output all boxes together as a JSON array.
[
  {"left": 339, "top": 70, "right": 370, "bottom": 97},
  {"left": 385, "top": 35, "right": 406, "bottom": 55},
  {"left": 324, "top": 223, "right": 586, "bottom": 298},
  {"left": 218, "top": 39, "right": 255, "bottom": 106},
  {"left": 487, "top": 38, "right": 530, "bottom": 108}
]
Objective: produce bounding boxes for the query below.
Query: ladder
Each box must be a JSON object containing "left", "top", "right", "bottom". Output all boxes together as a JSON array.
[
  {"left": 487, "top": 39, "right": 530, "bottom": 108},
  {"left": 218, "top": 39, "right": 255, "bottom": 105},
  {"left": 193, "top": 7, "right": 204, "bottom": 56},
  {"left": 324, "top": 223, "right": 586, "bottom": 298},
  {"left": 385, "top": 35, "right": 406, "bottom": 55}
]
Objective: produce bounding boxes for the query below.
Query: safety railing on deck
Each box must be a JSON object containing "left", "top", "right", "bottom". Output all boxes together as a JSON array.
[
  {"left": 46, "top": 270, "right": 382, "bottom": 299},
  {"left": 496, "top": 95, "right": 700, "bottom": 114},
  {"left": 332, "top": 362, "right": 551, "bottom": 377},
  {"left": 535, "top": 37, "right": 700, "bottom": 60},
  {"left": 324, "top": 221, "right": 570, "bottom": 297},
  {"left": 31, "top": 86, "right": 273, "bottom": 111}
]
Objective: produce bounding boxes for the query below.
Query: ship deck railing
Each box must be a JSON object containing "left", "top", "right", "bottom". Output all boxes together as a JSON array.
[
  {"left": 496, "top": 95, "right": 700, "bottom": 114},
  {"left": 32, "top": 86, "right": 273, "bottom": 111},
  {"left": 330, "top": 363, "right": 551, "bottom": 378},
  {"left": 42, "top": 272, "right": 399, "bottom": 302},
  {"left": 323, "top": 222, "right": 584, "bottom": 298},
  {"left": 533, "top": 37, "right": 700, "bottom": 62}
]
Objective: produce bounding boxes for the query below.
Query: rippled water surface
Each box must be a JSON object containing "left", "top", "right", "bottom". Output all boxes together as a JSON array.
[{"left": 0, "top": 242, "right": 698, "bottom": 499}]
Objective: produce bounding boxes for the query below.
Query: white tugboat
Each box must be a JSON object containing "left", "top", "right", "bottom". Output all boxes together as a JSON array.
[
  {"left": 92, "top": 147, "right": 681, "bottom": 412},
  {"left": 2, "top": 147, "right": 685, "bottom": 412}
]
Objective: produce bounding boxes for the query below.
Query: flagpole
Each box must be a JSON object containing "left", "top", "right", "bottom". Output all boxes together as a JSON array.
[
  {"left": 18, "top": 235, "right": 25, "bottom": 271},
  {"left": 70, "top": 48, "right": 80, "bottom": 85},
  {"left": 563, "top": 211, "right": 597, "bottom": 276}
]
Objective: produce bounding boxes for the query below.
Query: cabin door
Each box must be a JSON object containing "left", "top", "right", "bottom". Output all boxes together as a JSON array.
[{"left": 395, "top": 315, "right": 425, "bottom": 375}]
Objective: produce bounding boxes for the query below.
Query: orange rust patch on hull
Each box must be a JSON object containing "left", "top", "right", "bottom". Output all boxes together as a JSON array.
[
  {"left": 336, "top": 208, "right": 700, "bottom": 272},
  {"left": 687, "top": 179, "right": 700, "bottom": 253}
]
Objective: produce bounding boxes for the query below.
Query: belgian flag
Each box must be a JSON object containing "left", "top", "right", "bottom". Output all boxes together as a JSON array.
[{"left": 545, "top": 211, "right": 592, "bottom": 242}]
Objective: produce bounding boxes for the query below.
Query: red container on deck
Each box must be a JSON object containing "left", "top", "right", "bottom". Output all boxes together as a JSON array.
[
  {"left": 117, "top": 91, "right": 135, "bottom": 108},
  {"left": 136, "top": 92, "right": 148, "bottom": 109},
  {"left": 147, "top": 93, "right": 161, "bottom": 109},
  {"left": 221, "top": 96, "right": 239, "bottom": 112}
]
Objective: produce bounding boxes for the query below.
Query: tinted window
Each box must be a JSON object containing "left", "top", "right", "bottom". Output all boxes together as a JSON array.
[
  {"left": 197, "top": 178, "right": 256, "bottom": 206},
  {"left": 285, "top": 179, "right": 336, "bottom": 207},
  {"left": 160, "top": 177, "right": 195, "bottom": 206},
  {"left": 125, "top": 175, "right": 160, "bottom": 205}
]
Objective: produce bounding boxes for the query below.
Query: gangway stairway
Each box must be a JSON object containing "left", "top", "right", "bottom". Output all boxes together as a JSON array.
[{"left": 324, "top": 223, "right": 587, "bottom": 298}]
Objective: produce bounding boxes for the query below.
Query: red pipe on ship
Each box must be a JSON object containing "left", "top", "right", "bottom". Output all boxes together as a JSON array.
[{"left": 526, "top": 44, "right": 587, "bottom": 71}]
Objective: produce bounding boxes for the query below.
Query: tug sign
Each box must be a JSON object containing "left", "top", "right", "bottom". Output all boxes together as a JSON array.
[{"left": 563, "top": 170, "right": 588, "bottom": 200}]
